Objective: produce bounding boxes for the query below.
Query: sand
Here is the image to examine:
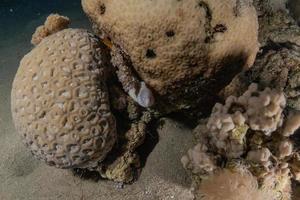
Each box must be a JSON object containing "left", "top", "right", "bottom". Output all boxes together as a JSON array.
[
  {"left": 1, "top": 1, "right": 300, "bottom": 200},
  {"left": 0, "top": 2, "right": 196, "bottom": 199},
  {"left": 0, "top": 115, "right": 194, "bottom": 200}
]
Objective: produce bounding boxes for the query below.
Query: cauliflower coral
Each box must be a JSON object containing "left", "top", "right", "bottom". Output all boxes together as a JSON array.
[{"left": 182, "top": 83, "right": 300, "bottom": 200}]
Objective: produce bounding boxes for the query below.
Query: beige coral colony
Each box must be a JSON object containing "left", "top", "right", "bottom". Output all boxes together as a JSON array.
[{"left": 10, "top": 0, "right": 300, "bottom": 199}]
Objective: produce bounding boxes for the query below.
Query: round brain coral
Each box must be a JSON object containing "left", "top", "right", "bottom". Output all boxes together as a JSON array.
[
  {"left": 11, "top": 29, "right": 117, "bottom": 169},
  {"left": 82, "top": 0, "right": 259, "bottom": 98}
]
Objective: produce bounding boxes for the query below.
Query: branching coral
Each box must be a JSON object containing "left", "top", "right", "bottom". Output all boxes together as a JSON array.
[
  {"left": 182, "top": 84, "right": 300, "bottom": 199},
  {"left": 181, "top": 143, "right": 216, "bottom": 175}
]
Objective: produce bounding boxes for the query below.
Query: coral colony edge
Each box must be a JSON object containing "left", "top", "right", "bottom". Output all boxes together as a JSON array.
[{"left": 10, "top": 0, "right": 300, "bottom": 199}]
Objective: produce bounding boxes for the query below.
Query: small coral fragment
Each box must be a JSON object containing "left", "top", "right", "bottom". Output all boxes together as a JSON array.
[
  {"left": 282, "top": 111, "right": 300, "bottom": 136},
  {"left": 31, "top": 14, "right": 70, "bottom": 45},
  {"left": 181, "top": 143, "right": 216, "bottom": 175}
]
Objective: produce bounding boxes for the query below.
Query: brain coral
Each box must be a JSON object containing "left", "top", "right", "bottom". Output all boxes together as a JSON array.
[
  {"left": 11, "top": 29, "right": 117, "bottom": 169},
  {"left": 82, "top": 0, "right": 259, "bottom": 96}
]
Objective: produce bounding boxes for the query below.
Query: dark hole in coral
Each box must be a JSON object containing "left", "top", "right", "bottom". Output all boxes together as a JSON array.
[
  {"left": 291, "top": 128, "right": 300, "bottom": 151},
  {"left": 72, "top": 168, "right": 102, "bottom": 182},
  {"left": 39, "top": 111, "right": 46, "bottom": 118},
  {"left": 99, "top": 3, "right": 106, "bottom": 15},
  {"left": 198, "top": 1, "right": 212, "bottom": 21},
  {"left": 287, "top": 0, "right": 300, "bottom": 25},
  {"left": 147, "top": 34, "right": 152, "bottom": 40},
  {"left": 77, "top": 126, "right": 84, "bottom": 131},
  {"left": 87, "top": 114, "right": 96, "bottom": 121},
  {"left": 228, "top": 102, "right": 246, "bottom": 114},
  {"left": 204, "top": 36, "right": 212, "bottom": 43},
  {"left": 146, "top": 49, "right": 156, "bottom": 59},
  {"left": 166, "top": 30, "right": 175, "bottom": 37},
  {"left": 251, "top": 92, "right": 260, "bottom": 97},
  {"left": 214, "top": 24, "right": 227, "bottom": 33},
  {"left": 47, "top": 161, "right": 55, "bottom": 166},
  {"left": 136, "top": 120, "right": 159, "bottom": 168}
]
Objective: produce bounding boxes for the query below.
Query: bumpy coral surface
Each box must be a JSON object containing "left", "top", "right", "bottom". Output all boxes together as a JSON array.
[
  {"left": 198, "top": 169, "right": 275, "bottom": 200},
  {"left": 11, "top": 29, "right": 117, "bottom": 169},
  {"left": 31, "top": 14, "right": 70, "bottom": 45},
  {"left": 223, "top": 0, "right": 300, "bottom": 111},
  {"left": 222, "top": 46, "right": 300, "bottom": 111},
  {"left": 82, "top": 0, "right": 259, "bottom": 108},
  {"left": 182, "top": 84, "right": 300, "bottom": 199}
]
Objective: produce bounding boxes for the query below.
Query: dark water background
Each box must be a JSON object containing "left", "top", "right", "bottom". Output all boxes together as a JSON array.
[
  {"left": 0, "top": 0, "right": 90, "bottom": 133},
  {"left": 0, "top": 0, "right": 89, "bottom": 42}
]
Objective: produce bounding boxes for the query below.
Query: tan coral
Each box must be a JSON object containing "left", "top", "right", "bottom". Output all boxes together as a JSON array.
[
  {"left": 244, "top": 84, "right": 286, "bottom": 135},
  {"left": 183, "top": 84, "right": 300, "bottom": 200},
  {"left": 11, "top": 28, "right": 117, "bottom": 169},
  {"left": 198, "top": 169, "right": 276, "bottom": 200},
  {"left": 181, "top": 143, "right": 216, "bottom": 175},
  {"left": 282, "top": 111, "right": 300, "bottom": 136},
  {"left": 31, "top": 14, "right": 70, "bottom": 45},
  {"left": 246, "top": 148, "right": 272, "bottom": 163},
  {"left": 82, "top": 0, "right": 259, "bottom": 96}
]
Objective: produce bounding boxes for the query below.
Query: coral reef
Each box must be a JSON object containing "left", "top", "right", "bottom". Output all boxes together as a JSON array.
[
  {"left": 11, "top": 3, "right": 300, "bottom": 199},
  {"left": 253, "top": 0, "right": 300, "bottom": 47},
  {"left": 11, "top": 16, "right": 154, "bottom": 183},
  {"left": 82, "top": 0, "right": 259, "bottom": 116},
  {"left": 31, "top": 14, "right": 70, "bottom": 45},
  {"left": 12, "top": 28, "right": 117, "bottom": 168},
  {"left": 182, "top": 84, "right": 300, "bottom": 199},
  {"left": 222, "top": 0, "right": 300, "bottom": 110}
]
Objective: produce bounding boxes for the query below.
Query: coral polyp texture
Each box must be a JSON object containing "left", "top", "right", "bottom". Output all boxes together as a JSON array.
[
  {"left": 11, "top": 28, "right": 117, "bottom": 169},
  {"left": 82, "top": 0, "right": 259, "bottom": 115},
  {"left": 182, "top": 84, "right": 300, "bottom": 200},
  {"left": 198, "top": 169, "right": 275, "bottom": 200}
]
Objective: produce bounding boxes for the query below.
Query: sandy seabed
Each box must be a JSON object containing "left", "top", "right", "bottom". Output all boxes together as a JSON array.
[
  {"left": 1, "top": 1, "right": 300, "bottom": 200},
  {"left": 0, "top": 2, "right": 195, "bottom": 200},
  {"left": 0, "top": 41, "right": 194, "bottom": 199}
]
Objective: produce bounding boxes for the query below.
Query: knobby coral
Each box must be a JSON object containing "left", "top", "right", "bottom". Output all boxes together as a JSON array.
[
  {"left": 182, "top": 84, "right": 300, "bottom": 199},
  {"left": 31, "top": 14, "right": 70, "bottom": 45}
]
